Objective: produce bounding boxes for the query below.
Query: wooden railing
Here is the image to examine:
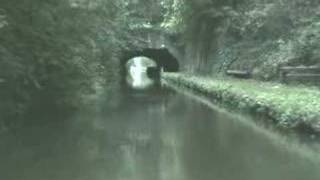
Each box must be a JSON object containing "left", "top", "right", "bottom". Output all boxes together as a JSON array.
[
  {"left": 279, "top": 65, "right": 320, "bottom": 83},
  {"left": 225, "top": 65, "right": 320, "bottom": 84}
]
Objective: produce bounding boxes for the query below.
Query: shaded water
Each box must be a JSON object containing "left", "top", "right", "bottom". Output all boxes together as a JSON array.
[{"left": 0, "top": 86, "right": 320, "bottom": 180}]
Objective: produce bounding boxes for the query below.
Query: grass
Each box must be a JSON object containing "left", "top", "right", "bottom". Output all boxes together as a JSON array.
[{"left": 163, "top": 73, "right": 320, "bottom": 134}]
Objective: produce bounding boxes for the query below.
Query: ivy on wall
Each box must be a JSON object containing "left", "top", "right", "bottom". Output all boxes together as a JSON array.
[{"left": 160, "top": 0, "right": 192, "bottom": 34}]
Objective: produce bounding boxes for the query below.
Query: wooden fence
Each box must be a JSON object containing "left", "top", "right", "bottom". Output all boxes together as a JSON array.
[{"left": 279, "top": 65, "right": 320, "bottom": 83}]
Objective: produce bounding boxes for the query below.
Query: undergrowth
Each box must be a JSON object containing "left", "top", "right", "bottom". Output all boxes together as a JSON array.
[{"left": 163, "top": 73, "right": 320, "bottom": 134}]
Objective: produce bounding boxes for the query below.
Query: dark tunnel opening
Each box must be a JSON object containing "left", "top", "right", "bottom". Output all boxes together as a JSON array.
[
  {"left": 120, "top": 48, "right": 179, "bottom": 90},
  {"left": 120, "top": 48, "right": 179, "bottom": 72}
]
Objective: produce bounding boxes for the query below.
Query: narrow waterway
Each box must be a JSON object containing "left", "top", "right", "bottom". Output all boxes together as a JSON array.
[{"left": 0, "top": 85, "right": 319, "bottom": 180}]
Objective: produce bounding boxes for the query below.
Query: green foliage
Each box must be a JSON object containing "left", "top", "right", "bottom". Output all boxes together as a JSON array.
[
  {"left": 160, "top": 0, "right": 191, "bottom": 34},
  {"left": 0, "top": 0, "right": 138, "bottom": 123},
  {"left": 167, "top": 0, "right": 320, "bottom": 82},
  {"left": 164, "top": 73, "right": 320, "bottom": 133}
]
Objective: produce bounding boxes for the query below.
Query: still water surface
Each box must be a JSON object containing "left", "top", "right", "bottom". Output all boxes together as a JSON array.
[{"left": 0, "top": 86, "right": 319, "bottom": 180}]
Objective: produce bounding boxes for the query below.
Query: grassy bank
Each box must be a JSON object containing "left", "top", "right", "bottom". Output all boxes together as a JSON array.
[{"left": 163, "top": 73, "right": 320, "bottom": 135}]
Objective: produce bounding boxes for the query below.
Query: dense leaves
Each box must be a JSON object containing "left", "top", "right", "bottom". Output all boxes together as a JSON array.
[
  {"left": 161, "top": 0, "right": 320, "bottom": 81},
  {"left": 164, "top": 73, "right": 320, "bottom": 133},
  {"left": 0, "top": 0, "right": 147, "bottom": 122}
]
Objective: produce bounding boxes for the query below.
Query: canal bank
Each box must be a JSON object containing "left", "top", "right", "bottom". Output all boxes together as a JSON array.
[{"left": 163, "top": 73, "right": 320, "bottom": 138}]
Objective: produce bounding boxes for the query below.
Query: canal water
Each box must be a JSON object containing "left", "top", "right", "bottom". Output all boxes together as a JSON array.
[{"left": 0, "top": 84, "right": 320, "bottom": 180}]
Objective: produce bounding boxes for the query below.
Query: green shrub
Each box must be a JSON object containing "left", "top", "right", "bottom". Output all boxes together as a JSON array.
[{"left": 163, "top": 73, "right": 320, "bottom": 133}]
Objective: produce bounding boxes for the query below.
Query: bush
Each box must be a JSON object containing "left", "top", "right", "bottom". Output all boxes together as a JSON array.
[{"left": 0, "top": 0, "right": 135, "bottom": 124}]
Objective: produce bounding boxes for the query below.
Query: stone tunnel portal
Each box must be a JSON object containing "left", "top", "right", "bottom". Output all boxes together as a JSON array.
[{"left": 120, "top": 48, "right": 180, "bottom": 90}]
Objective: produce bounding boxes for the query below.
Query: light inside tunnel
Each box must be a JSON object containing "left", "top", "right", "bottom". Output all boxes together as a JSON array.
[{"left": 126, "top": 56, "right": 157, "bottom": 90}]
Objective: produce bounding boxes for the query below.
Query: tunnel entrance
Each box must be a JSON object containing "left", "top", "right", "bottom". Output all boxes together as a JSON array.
[
  {"left": 126, "top": 57, "right": 157, "bottom": 90},
  {"left": 120, "top": 48, "right": 179, "bottom": 90}
]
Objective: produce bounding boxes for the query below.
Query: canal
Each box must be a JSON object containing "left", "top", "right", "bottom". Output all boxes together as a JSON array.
[{"left": 0, "top": 83, "right": 320, "bottom": 180}]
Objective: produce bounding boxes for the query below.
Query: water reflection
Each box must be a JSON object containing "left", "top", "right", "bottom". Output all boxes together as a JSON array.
[
  {"left": 126, "top": 56, "right": 157, "bottom": 90},
  {"left": 0, "top": 86, "right": 320, "bottom": 180}
]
